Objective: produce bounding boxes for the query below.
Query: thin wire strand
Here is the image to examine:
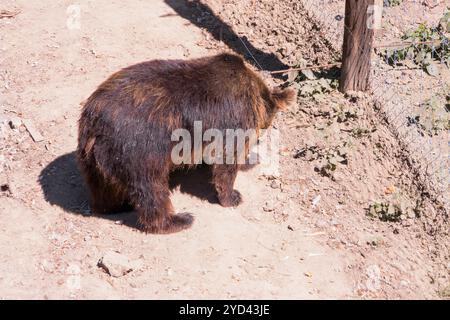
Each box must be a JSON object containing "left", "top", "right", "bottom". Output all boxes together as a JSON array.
[
  {"left": 268, "top": 62, "right": 342, "bottom": 75},
  {"left": 263, "top": 39, "right": 447, "bottom": 75},
  {"left": 373, "top": 40, "right": 445, "bottom": 48},
  {"left": 237, "top": 36, "right": 264, "bottom": 70}
]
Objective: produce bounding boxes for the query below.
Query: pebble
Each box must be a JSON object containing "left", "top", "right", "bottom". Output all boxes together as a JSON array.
[
  {"left": 270, "top": 180, "right": 280, "bottom": 189},
  {"left": 97, "top": 251, "right": 134, "bottom": 278},
  {"left": 263, "top": 201, "right": 275, "bottom": 212},
  {"left": 312, "top": 195, "right": 321, "bottom": 208},
  {"left": 400, "top": 280, "right": 409, "bottom": 288},
  {"left": 40, "top": 260, "right": 55, "bottom": 273},
  {"left": 8, "top": 117, "right": 22, "bottom": 130}
]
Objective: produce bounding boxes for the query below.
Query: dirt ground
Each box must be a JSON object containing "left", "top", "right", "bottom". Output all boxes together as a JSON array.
[{"left": 0, "top": 0, "right": 448, "bottom": 299}]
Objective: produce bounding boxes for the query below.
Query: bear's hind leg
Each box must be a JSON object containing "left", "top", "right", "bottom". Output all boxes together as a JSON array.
[
  {"left": 130, "top": 178, "right": 193, "bottom": 234},
  {"left": 84, "top": 168, "right": 131, "bottom": 214}
]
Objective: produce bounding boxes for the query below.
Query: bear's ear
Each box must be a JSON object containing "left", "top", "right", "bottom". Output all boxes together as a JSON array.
[{"left": 271, "top": 87, "right": 297, "bottom": 111}]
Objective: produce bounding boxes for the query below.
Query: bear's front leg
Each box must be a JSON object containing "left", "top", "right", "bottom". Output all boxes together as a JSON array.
[{"left": 211, "top": 164, "right": 243, "bottom": 207}]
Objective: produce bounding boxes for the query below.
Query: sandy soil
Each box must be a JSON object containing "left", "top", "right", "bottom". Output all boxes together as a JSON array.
[{"left": 0, "top": 0, "right": 448, "bottom": 299}]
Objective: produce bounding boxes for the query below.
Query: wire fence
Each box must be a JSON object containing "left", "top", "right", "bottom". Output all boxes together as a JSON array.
[{"left": 237, "top": 0, "right": 449, "bottom": 211}]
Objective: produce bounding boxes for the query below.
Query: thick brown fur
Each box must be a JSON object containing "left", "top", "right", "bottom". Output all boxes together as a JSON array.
[{"left": 77, "top": 53, "right": 296, "bottom": 234}]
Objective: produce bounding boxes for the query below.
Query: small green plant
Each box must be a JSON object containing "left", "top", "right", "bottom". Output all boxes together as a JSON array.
[
  {"left": 295, "top": 143, "right": 349, "bottom": 179},
  {"left": 307, "top": 102, "right": 361, "bottom": 124},
  {"left": 316, "top": 153, "right": 346, "bottom": 178},
  {"left": 440, "top": 10, "right": 450, "bottom": 33},
  {"left": 367, "top": 201, "right": 402, "bottom": 222},
  {"left": 351, "top": 127, "right": 373, "bottom": 138},
  {"left": 295, "top": 76, "right": 339, "bottom": 102},
  {"left": 314, "top": 144, "right": 349, "bottom": 178},
  {"left": 332, "top": 104, "right": 360, "bottom": 123},
  {"left": 407, "top": 93, "right": 450, "bottom": 136},
  {"left": 294, "top": 145, "right": 320, "bottom": 161},
  {"left": 381, "top": 11, "right": 450, "bottom": 75},
  {"left": 367, "top": 190, "right": 419, "bottom": 222},
  {"left": 437, "top": 285, "right": 450, "bottom": 298},
  {"left": 383, "top": 0, "right": 402, "bottom": 7},
  {"left": 289, "top": 59, "right": 339, "bottom": 102}
]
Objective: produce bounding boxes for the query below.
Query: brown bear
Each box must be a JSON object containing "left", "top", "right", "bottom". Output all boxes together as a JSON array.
[{"left": 77, "top": 52, "right": 296, "bottom": 234}]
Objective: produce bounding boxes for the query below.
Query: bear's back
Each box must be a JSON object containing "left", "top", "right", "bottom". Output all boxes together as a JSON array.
[{"left": 81, "top": 53, "right": 273, "bottom": 144}]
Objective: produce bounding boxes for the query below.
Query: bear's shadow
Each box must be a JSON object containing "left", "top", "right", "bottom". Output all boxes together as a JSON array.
[
  {"left": 38, "top": 152, "right": 219, "bottom": 230},
  {"left": 164, "top": 0, "right": 288, "bottom": 78}
]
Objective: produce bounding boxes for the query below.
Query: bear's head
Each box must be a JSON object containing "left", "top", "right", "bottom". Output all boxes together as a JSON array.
[
  {"left": 207, "top": 52, "right": 297, "bottom": 130},
  {"left": 261, "top": 86, "right": 297, "bottom": 129}
]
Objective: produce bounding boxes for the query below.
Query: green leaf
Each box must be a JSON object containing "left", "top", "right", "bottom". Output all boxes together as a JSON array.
[
  {"left": 287, "top": 70, "right": 299, "bottom": 82},
  {"left": 328, "top": 156, "right": 338, "bottom": 166},
  {"left": 318, "top": 78, "right": 331, "bottom": 90},
  {"left": 300, "top": 83, "right": 315, "bottom": 96},
  {"left": 425, "top": 63, "right": 440, "bottom": 77},
  {"left": 338, "top": 146, "right": 349, "bottom": 156},
  {"left": 439, "top": 11, "right": 450, "bottom": 32},
  {"left": 301, "top": 69, "right": 317, "bottom": 80},
  {"left": 414, "top": 50, "right": 424, "bottom": 64},
  {"left": 334, "top": 155, "right": 346, "bottom": 163}
]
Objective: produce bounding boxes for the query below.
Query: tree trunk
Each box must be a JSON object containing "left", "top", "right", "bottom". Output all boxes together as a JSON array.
[{"left": 339, "top": 0, "right": 379, "bottom": 92}]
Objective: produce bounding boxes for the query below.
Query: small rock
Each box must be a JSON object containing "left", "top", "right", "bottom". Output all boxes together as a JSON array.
[
  {"left": 366, "top": 264, "right": 381, "bottom": 292},
  {"left": 8, "top": 117, "right": 22, "bottom": 129},
  {"left": 270, "top": 180, "right": 280, "bottom": 189},
  {"left": 400, "top": 280, "right": 409, "bottom": 288},
  {"left": 438, "top": 285, "right": 450, "bottom": 298},
  {"left": 23, "top": 119, "right": 44, "bottom": 142},
  {"left": 266, "top": 38, "right": 275, "bottom": 46},
  {"left": 0, "top": 183, "right": 11, "bottom": 194},
  {"left": 276, "top": 194, "right": 285, "bottom": 201},
  {"left": 97, "top": 251, "right": 134, "bottom": 277},
  {"left": 312, "top": 195, "right": 321, "bottom": 208},
  {"left": 40, "top": 260, "right": 55, "bottom": 273},
  {"left": 0, "top": 154, "right": 5, "bottom": 166},
  {"left": 263, "top": 201, "right": 275, "bottom": 212}
]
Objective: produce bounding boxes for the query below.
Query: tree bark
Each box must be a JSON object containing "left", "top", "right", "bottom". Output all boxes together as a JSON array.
[{"left": 339, "top": 0, "right": 378, "bottom": 92}]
